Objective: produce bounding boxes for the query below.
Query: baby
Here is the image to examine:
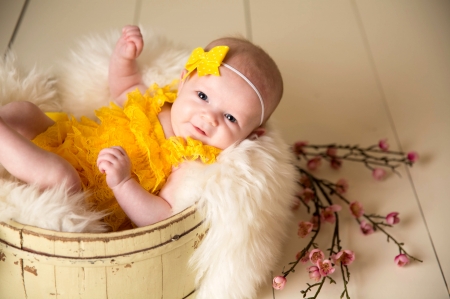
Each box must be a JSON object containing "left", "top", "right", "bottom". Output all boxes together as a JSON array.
[{"left": 0, "top": 25, "right": 283, "bottom": 231}]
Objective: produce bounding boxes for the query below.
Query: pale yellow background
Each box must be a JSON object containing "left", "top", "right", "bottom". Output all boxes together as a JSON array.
[{"left": 0, "top": 0, "right": 449, "bottom": 298}]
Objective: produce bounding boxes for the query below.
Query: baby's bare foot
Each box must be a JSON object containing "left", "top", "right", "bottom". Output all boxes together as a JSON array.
[{"left": 114, "top": 25, "right": 143, "bottom": 60}]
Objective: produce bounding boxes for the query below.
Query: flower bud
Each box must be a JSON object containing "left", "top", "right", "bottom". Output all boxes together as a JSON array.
[
  {"left": 335, "top": 179, "right": 349, "bottom": 194},
  {"left": 394, "top": 254, "right": 410, "bottom": 267},
  {"left": 293, "top": 141, "right": 308, "bottom": 155},
  {"left": 330, "top": 158, "right": 342, "bottom": 170},
  {"left": 326, "top": 146, "right": 337, "bottom": 157},
  {"left": 272, "top": 276, "right": 287, "bottom": 290},
  {"left": 372, "top": 168, "right": 386, "bottom": 180},
  {"left": 386, "top": 212, "right": 400, "bottom": 225},
  {"left": 307, "top": 156, "right": 322, "bottom": 171},
  {"left": 407, "top": 151, "right": 419, "bottom": 163},
  {"left": 349, "top": 201, "right": 364, "bottom": 218},
  {"left": 378, "top": 139, "right": 389, "bottom": 151},
  {"left": 360, "top": 220, "right": 374, "bottom": 235}
]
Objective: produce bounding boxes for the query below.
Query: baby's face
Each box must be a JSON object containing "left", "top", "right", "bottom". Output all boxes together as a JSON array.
[{"left": 171, "top": 67, "right": 262, "bottom": 150}]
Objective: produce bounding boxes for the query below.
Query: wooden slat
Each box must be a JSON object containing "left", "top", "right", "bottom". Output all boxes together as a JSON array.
[
  {"left": 0, "top": 0, "right": 25, "bottom": 55},
  {"left": 355, "top": 0, "right": 450, "bottom": 288},
  {"left": 249, "top": 0, "right": 448, "bottom": 298},
  {"left": 139, "top": 0, "right": 248, "bottom": 49},
  {"left": 55, "top": 267, "right": 107, "bottom": 299},
  {"left": 106, "top": 256, "right": 163, "bottom": 299},
  {"left": 162, "top": 234, "right": 201, "bottom": 298},
  {"left": 0, "top": 247, "right": 27, "bottom": 299},
  {"left": 22, "top": 261, "right": 56, "bottom": 299},
  {"left": 11, "top": 0, "right": 137, "bottom": 71}
]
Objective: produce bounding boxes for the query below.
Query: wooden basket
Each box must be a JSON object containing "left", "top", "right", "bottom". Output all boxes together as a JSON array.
[{"left": 0, "top": 205, "right": 205, "bottom": 299}]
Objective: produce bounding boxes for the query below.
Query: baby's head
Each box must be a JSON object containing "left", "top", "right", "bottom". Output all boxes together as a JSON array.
[{"left": 171, "top": 37, "right": 283, "bottom": 150}]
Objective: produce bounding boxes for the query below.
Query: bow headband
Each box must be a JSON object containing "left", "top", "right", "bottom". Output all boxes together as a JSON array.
[{"left": 183, "top": 46, "right": 265, "bottom": 126}]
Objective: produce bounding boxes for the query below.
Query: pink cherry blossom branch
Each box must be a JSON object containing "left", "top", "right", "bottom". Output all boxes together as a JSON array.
[
  {"left": 360, "top": 216, "right": 423, "bottom": 263},
  {"left": 293, "top": 141, "right": 418, "bottom": 177},
  {"left": 290, "top": 169, "right": 352, "bottom": 298},
  {"left": 273, "top": 140, "right": 420, "bottom": 298},
  {"left": 282, "top": 194, "right": 322, "bottom": 277},
  {"left": 340, "top": 264, "right": 351, "bottom": 299},
  {"left": 303, "top": 170, "right": 352, "bottom": 298},
  {"left": 315, "top": 174, "right": 422, "bottom": 263},
  {"left": 301, "top": 276, "right": 338, "bottom": 299}
]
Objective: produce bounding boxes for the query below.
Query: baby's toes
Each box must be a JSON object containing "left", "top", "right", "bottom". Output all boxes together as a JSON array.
[
  {"left": 120, "top": 42, "right": 138, "bottom": 59},
  {"left": 126, "top": 35, "right": 143, "bottom": 56}
]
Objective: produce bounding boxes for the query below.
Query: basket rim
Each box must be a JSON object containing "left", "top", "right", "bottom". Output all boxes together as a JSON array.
[
  {"left": 0, "top": 204, "right": 208, "bottom": 262},
  {"left": 0, "top": 203, "right": 200, "bottom": 240}
]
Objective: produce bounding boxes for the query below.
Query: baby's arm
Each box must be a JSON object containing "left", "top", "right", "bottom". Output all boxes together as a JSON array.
[
  {"left": 109, "top": 25, "right": 148, "bottom": 106},
  {"left": 97, "top": 147, "right": 172, "bottom": 226}
]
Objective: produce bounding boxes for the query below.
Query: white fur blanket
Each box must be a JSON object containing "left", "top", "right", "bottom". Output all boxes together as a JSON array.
[{"left": 0, "top": 29, "right": 298, "bottom": 299}]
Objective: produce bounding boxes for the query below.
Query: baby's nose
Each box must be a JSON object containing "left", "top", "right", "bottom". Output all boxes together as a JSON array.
[{"left": 202, "top": 112, "right": 218, "bottom": 127}]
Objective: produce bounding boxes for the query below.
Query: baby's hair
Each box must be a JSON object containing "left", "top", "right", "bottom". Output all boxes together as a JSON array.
[{"left": 205, "top": 36, "right": 283, "bottom": 125}]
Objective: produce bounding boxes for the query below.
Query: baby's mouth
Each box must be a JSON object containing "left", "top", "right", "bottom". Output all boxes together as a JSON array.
[{"left": 194, "top": 125, "right": 207, "bottom": 136}]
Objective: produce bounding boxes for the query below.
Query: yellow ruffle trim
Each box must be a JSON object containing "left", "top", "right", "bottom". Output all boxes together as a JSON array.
[{"left": 32, "top": 82, "right": 221, "bottom": 231}]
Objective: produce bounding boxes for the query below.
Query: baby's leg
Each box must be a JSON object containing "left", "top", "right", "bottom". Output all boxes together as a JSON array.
[
  {"left": 0, "top": 101, "right": 54, "bottom": 139},
  {"left": 109, "top": 25, "right": 147, "bottom": 106},
  {"left": 0, "top": 102, "right": 81, "bottom": 192}
]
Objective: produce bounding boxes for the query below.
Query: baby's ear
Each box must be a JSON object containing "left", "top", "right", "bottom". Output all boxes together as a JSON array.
[
  {"left": 178, "top": 69, "right": 188, "bottom": 90},
  {"left": 180, "top": 69, "right": 188, "bottom": 79},
  {"left": 248, "top": 127, "right": 266, "bottom": 140}
]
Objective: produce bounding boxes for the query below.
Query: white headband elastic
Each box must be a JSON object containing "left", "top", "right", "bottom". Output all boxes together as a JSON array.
[{"left": 222, "top": 63, "right": 265, "bottom": 126}]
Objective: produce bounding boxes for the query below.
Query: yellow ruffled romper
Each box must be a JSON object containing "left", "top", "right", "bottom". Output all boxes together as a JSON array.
[{"left": 32, "top": 83, "right": 221, "bottom": 231}]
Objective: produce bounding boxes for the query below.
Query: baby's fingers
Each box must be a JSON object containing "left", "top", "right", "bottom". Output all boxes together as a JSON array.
[
  {"left": 97, "top": 147, "right": 129, "bottom": 167},
  {"left": 97, "top": 159, "right": 112, "bottom": 174}
]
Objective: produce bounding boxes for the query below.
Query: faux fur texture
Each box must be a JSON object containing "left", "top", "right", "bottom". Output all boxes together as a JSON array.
[
  {"left": 173, "top": 130, "right": 299, "bottom": 299},
  {"left": 0, "top": 28, "right": 299, "bottom": 298},
  {"left": 0, "top": 180, "right": 107, "bottom": 233}
]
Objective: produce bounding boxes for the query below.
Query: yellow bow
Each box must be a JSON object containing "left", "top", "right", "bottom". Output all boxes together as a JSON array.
[{"left": 183, "top": 46, "right": 230, "bottom": 80}]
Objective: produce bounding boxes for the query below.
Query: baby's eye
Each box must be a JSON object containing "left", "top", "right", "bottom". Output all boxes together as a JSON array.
[
  {"left": 197, "top": 91, "right": 208, "bottom": 101},
  {"left": 225, "top": 114, "right": 237, "bottom": 123}
]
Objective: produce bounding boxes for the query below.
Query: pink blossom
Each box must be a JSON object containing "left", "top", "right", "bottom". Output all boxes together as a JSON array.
[
  {"left": 300, "top": 188, "right": 315, "bottom": 203},
  {"left": 394, "top": 254, "right": 410, "bottom": 267},
  {"left": 272, "top": 276, "right": 287, "bottom": 290},
  {"left": 407, "top": 151, "right": 419, "bottom": 163},
  {"left": 308, "top": 266, "right": 322, "bottom": 282},
  {"left": 299, "top": 175, "right": 312, "bottom": 188},
  {"left": 296, "top": 250, "right": 310, "bottom": 264},
  {"left": 321, "top": 204, "right": 342, "bottom": 223},
  {"left": 349, "top": 201, "right": 364, "bottom": 218},
  {"left": 326, "top": 146, "right": 337, "bottom": 157},
  {"left": 309, "top": 249, "right": 325, "bottom": 264},
  {"left": 335, "top": 179, "right": 349, "bottom": 194},
  {"left": 372, "top": 168, "right": 386, "bottom": 180},
  {"left": 310, "top": 215, "right": 319, "bottom": 229},
  {"left": 293, "top": 141, "right": 308, "bottom": 155},
  {"left": 298, "top": 221, "right": 314, "bottom": 238},
  {"left": 332, "top": 250, "right": 355, "bottom": 266},
  {"left": 386, "top": 212, "right": 400, "bottom": 225},
  {"left": 378, "top": 139, "right": 389, "bottom": 151},
  {"left": 317, "top": 259, "right": 335, "bottom": 276},
  {"left": 360, "top": 220, "right": 374, "bottom": 235},
  {"left": 307, "top": 156, "right": 322, "bottom": 171},
  {"left": 330, "top": 158, "right": 342, "bottom": 170}
]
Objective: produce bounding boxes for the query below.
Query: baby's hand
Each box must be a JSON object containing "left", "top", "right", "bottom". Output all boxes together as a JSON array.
[
  {"left": 114, "top": 25, "right": 143, "bottom": 60},
  {"left": 97, "top": 146, "right": 132, "bottom": 189}
]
